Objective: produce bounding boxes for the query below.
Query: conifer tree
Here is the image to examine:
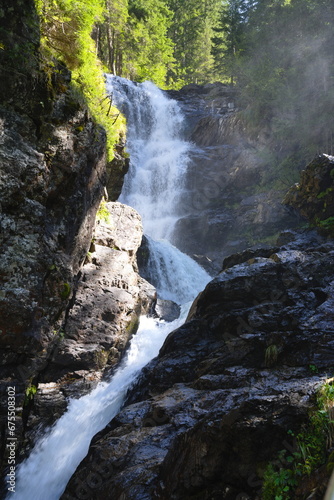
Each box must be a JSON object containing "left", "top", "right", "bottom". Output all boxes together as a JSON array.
[{"left": 212, "top": 0, "right": 254, "bottom": 84}]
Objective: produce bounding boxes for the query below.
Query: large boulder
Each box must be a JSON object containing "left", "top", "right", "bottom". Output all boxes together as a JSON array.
[
  {"left": 63, "top": 234, "right": 334, "bottom": 500},
  {"left": 25, "top": 202, "right": 156, "bottom": 437}
]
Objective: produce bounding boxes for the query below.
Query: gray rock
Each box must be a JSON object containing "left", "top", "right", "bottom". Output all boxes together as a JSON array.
[
  {"left": 153, "top": 299, "right": 181, "bottom": 322},
  {"left": 24, "top": 202, "right": 156, "bottom": 435},
  {"left": 63, "top": 236, "right": 334, "bottom": 500}
]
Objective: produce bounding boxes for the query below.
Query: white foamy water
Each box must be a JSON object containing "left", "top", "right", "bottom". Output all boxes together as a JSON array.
[
  {"left": 12, "top": 311, "right": 187, "bottom": 500},
  {"left": 144, "top": 236, "right": 210, "bottom": 303},
  {"left": 108, "top": 75, "right": 191, "bottom": 240},
  {"left": 10, "top": 76, "right": 211, "bottom": 500}
]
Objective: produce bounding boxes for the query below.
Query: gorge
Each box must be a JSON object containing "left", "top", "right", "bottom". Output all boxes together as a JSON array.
[
  {"left": 1, "top": 2, "right": 334, "bottom": 499},
  {"left": 10, "top": 75, "right": 211, "bottom": 500}
]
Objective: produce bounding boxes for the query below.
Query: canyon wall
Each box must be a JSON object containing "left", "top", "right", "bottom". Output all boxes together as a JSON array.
[{"left": 0, "top": 0, "right": 149, "bottom": 477}]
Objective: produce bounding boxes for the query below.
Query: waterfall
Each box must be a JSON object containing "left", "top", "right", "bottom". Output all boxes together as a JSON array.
[
  {"left": 10, "top": 77, "right": 211, "bottom": 500},
  {"left": 108, "top": 75, "right": 210, "bottom": 303},
  {"left": 110, "top": 76, "right": 189, "bottom": 241}
]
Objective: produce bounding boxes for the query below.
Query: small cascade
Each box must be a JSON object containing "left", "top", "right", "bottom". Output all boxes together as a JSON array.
[
  {"left": 144, "top": 236, "right": 209, "bottom": 303},
  {"left": 11, "top": 77, "right": 211, "bottom": 500}
]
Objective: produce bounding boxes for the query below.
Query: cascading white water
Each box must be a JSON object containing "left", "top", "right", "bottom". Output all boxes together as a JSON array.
[
  {"left": 108, "top": 75, "right": 190, "bottom": 241},
  {"left": 10, "top": 77, "right": 211, "bottom": 500},
  {"left": 11, "top": 311, "right": 188, "bottom": 500},
  {"left": 108, "top": 75, "right": 210, "bottom": 303}
]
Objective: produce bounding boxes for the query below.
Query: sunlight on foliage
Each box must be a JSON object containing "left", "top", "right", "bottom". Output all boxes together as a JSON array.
[
  {"left": 35, "top": 0, "right": 125, "bottom": 160},
  {"left": 96, "top": 199, "right": 111, "bottom": 224}
]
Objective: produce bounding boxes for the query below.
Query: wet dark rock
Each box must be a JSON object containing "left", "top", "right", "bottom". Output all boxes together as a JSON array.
[
  {"left": 106, "top": 147, "right": 130, "bottom": 201},
  {"left": 63, "top": 233, "right": 334, "bottom": 500},
  {"left": 222, "top": 246, "right": 279, "bottom": 270},
  {"left": 284, "top": 154, "right": 334, "bottom": 236},
  {"left": 153, "top": 299, "right": 181, "bottom": 322},
  {"left": 137, "top": 234, "right": 151, "bottom": 273}
]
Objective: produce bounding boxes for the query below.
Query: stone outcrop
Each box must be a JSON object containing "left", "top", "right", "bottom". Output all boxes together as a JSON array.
[
  {"left": 63, "top": 231, "right": 334, "bottom": 500},
  {"left": 106, "top": 141, "right": 130, "bottom": 201},
  {"left": 284, "top": 154, "right": 334, "bottom": 236}
]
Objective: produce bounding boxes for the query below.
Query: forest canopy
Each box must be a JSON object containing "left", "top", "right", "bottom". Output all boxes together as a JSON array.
[{"left": 33, "top": 0, "right": 334, "bottom": 169}]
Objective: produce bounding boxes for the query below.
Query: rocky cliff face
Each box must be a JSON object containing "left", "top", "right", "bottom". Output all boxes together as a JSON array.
[
  {"left": 0, "top": 0, "right": 149, "bottom": 476},
  {"left": 1, "top": 59, "right": 104, "bottom": 470},
  {"left": 284, "top": 153, "right": 334, "bottom": 237},
  {"left": 63, "top": 229, "right": 334, "bottom": 500},
  {"left": 166, "top": 83, "right": 301, "bottom": 273}
]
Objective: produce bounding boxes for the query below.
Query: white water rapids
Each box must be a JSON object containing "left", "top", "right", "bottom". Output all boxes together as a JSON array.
[{"left": 10, "top": 76, "right": 210, "bottom": 499}]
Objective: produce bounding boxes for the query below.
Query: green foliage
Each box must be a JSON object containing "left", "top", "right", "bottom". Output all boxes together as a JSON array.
[
  {"left": 319, "top": 217, "right": 334, "bottom": 229},
  {"left": 53, "top": 328, "right": 66, "bottom": 339},
  {"left": 165, "top": 0, "right": 221, "bottom": 86},
  {"left": 317, "top": 187, "right": 333, "bottom": 200},
  {"left": 35, "top": 0, "right": 125, "bottom": 160},
  {"left": 262, "top": 457, "right": 297, "bottom": 500},
  {"left": 24, "top": 384, "right": 37, "bottom": 406},
  {"left": 265, "top": 344, "right": 278, "bottom": 367},
  {"left": 212, "top": 0, "right": 253, "bottom": 84},
  {"left": 96, "top": 200, "right": 111, "bottom": 223},
  {"left": 60, "top": 282, "right": 71, "bottom": 300},
  {"left": 262, "top": 378, "right": 334, "bottom": 499},
  {"left": 124, "top": 0, "right": 174, "bottom": 87}
]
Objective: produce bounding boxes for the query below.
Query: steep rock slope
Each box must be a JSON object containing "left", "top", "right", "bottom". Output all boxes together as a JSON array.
[
  {"left": 0, "top": 8, "right": 104, "bottom": 473},
  {"left": 284, "top": 153, "right": 334, "bottom": 236},
  {"left": 63, "top": 229, "right": 334, "bottom": 500}
]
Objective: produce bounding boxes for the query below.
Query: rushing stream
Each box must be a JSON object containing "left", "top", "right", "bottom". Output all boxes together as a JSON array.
[{"left": 11, "top": 76, "right": 210, "bottom": 499}]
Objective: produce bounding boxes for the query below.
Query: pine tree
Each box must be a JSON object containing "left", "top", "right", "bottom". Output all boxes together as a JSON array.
[
  {"left": 212, "top": 0, "right": 254, "bottom": 84},
  {"left": 166, "top": 0, "right": 221, "bottom": 86},
  {"left": 123, "top": 0, "right": 174, "bottom": 86}
]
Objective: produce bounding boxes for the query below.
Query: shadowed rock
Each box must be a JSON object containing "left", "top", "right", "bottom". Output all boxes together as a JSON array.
[{"left": 63, "top": 232, "right": 334, "bottom": 500}]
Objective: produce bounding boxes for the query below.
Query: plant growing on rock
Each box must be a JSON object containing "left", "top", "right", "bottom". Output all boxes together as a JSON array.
[
  {"left": 262, "top": 378, "right": 334, "bottom": 499},
  {"left": 96, "top": 200, "right": 111, "bottom": 223},
  {"left": 34, "top": 0, "right": 125, "bottom": 160},
  {"left": 265, "top": 344, "right": 278, "bottom": 367},
  {"left": 24, "top": 384, "right": 38, "bottom": 406}
]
